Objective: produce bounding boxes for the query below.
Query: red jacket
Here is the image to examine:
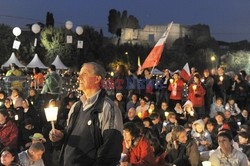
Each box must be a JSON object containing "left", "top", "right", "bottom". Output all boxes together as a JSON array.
[
  {"left": 188, "top": 83, "right": 206, "bottom": 107},
  {"left": 123, "top": 137, "right": 156, "bottom": 166},
  {"left": 168, "top": 79, "right": 184, "bottom": 100},
  {"left": 0, "top": 120, "right": 18, "bottom": 148}
]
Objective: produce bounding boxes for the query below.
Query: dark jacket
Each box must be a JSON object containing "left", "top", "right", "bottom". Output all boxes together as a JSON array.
[
  {"left": 58, "top": 90, "right": 123, "bottom": 166},
  {"left": 166, "top": 138, "right": 201, "bottom": 166}
]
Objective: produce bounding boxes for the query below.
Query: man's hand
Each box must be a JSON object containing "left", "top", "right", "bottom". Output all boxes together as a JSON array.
[{"left": 49, "top": 129, "right": 64, "bottom": 142}]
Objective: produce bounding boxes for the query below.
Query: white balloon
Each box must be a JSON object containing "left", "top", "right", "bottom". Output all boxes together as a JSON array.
[
  {"left": 76, "top": 26, "right": 83, "bottom": 35},
  {"left": 65, "top": 21, "right": 73, "bottom": 30},
  {"left": 32, "top": 24, "right": 41, "bottom": 34},
  {"left": 13, "top": 27, "right": 21, "bottom": 37}
]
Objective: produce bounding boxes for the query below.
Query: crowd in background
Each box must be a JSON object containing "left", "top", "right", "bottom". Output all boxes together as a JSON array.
[{"left": 0, "top": 62, "right": 249, "bottom": 166}]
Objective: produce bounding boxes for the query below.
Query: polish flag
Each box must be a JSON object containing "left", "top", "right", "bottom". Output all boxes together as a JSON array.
[
  {"left": 142, "top": 22, "right": 173, "bottom": 69},
  {"left": 180, "top": 63, "right": 191, "bottom": 81}
]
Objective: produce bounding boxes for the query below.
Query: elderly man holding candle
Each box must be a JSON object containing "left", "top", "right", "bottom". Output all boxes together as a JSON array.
[
  {"left": 213, "top": 67, "right": 231, "bottom": 105},
  {"left": 49, "top": 62, "right": 123, "bottom": 166}
]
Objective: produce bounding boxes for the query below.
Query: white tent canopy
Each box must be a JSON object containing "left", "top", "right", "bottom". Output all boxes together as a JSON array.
[
  {"left": 51, "top": 55, "right": 68, "bottom": 70},
  {"left": 27, "top": 53, "right": 47, "bottom": 69},
  {"left": 1, "top": 52, "right": 25, "bottom": 68}
]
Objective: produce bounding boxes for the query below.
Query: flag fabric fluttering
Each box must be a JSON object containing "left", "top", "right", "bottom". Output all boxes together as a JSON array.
[
  {"left": 141, "top": 22, "right": 173, "bottom": 69},
  {"left": 180, "top": 62, "right": 191, "bottom": 81}
]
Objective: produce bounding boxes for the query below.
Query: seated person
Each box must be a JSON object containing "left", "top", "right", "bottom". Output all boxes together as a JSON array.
[
  {"left": 18, "top": 142, "right": 45, "bottom": 166},
  {"left": 0, "top": 147, "right": 20, "bottom": 166},
  {"left": 191, "top": 119, "right": 212, "bottom": 152},
  {"left": 0, "top": 109, "right": 18, "bottom": 149},
  {"left": 210, "top": 98, "right": 225, "bottom": 118},
  {"left": 123, "top": 107, "right": 142, "bottom": 124},
  {"left": 209, "top": 131, "right": 248, "bottom": 166},
  {"left": 121, "top": 122, "right": 156, "bottom": 166},
  {"left": 165, "top": 125, "right": 201, "bottom": 166},
  {"left": 238, "top": 131, "right": 250, "bottom": 161},
  {"left": 225, "top": 98, "right": 241, "bottom": 116}
]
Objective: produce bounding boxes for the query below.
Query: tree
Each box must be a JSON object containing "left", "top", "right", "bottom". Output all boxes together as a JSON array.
[
  {"left": 108, "top": 9, "right": 140, "bottom": 36},
  {"left": 46, "top": 12, "right": 54, "bottom": 27},
  {"left": 121, "top": 10, "right": 128, "bottom": 27},
  {"left": 225, "top": 51, "right": 250, "bottom": 73},
  {"left": 0, "top": 24, "right": 13, "bottom": 64},
  {"left": 127, "top": 15, "right": 140, "bottom": 29},
  {"left": 40, "top": 27, "right": 73, "bottom": 64},
  {"left": 108, "top": 9, "right": 121, "bottom": 35}
]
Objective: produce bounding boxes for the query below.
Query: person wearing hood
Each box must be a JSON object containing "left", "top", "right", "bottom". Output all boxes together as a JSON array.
[
  {"left": 191, "top": 119, "right": 212, "bottom": 152},
  {"left": 177, "top": 100, "right": 197, "bottom": 126}
]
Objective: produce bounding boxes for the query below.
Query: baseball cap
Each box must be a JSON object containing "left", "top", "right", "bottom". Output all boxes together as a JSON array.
[{"left": 29, "top": 133, "right": 46, "bottom": 142}]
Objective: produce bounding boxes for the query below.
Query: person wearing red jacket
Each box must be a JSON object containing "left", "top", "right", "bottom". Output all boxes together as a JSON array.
[
  {"left": 188, "top": 74, "right": 206, "bottom": 118},
  {"left": 0, "top": 109, "right": 18, "bottom": 149},
  {"left": 168, "top": 73, "right": 184, "bottom": 109},
  {"left": 121, "top": 122, "right": 157, "bottom": 166}
]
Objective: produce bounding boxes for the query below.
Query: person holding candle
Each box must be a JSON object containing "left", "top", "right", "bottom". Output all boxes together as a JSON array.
[
  {"left": 202, "top": 69, "right": 214, "bottom": 115},
  {"left": 123, "top": 107, "right": 142, "bottom": 124},
  {"left": 191, "top": 119, "right": 212, "bottom": 152},
  {"left": 188, "top": 74, "right": 206, "bottom": 119},
  {"left": 158, "top": 102, "right": 171, "bottom": 122},
  {"left": 213, "top": 67, "right": 231, "bottom": 105},
  {"left": 3, "top": 99, "right": 16, "bottom": 122},
  {"left": 49, "top": 62, "right": 123, "bottom": 166},
  {"left": 136, "top": 97, "right": 149, "bottom": 119},
  {"left": 168, "top": 72, "right": 184, "bottom": 109}
]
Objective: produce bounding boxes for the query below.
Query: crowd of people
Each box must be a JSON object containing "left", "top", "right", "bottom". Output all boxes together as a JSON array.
[{"left": 0, "top": 62, "right": 249, "bottom": 166}]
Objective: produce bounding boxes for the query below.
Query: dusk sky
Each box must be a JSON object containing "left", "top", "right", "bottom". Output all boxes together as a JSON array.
[{"left": 0, "top": 0, "right": 250, "bottom": 42}]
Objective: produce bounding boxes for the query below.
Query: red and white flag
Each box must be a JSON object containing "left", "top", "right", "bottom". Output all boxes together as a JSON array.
[
  {"left": 180, "top": 63, "right": 191, "bottom": 81},
  {"left": 142, "top": 22, "right": 173, "bottom": 69}
]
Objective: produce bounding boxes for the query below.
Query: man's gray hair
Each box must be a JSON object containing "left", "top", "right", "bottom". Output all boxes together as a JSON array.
[
  {"left": 83, "top": 62, "right": 106, "bottom": 79},
  {"left": 29, "top": 142, "right": 45, "bottom": 152}
]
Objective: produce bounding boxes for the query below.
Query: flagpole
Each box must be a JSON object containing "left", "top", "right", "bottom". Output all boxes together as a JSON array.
[{"left": 150, "top": 61, "right": 157, "bottom": 75}]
